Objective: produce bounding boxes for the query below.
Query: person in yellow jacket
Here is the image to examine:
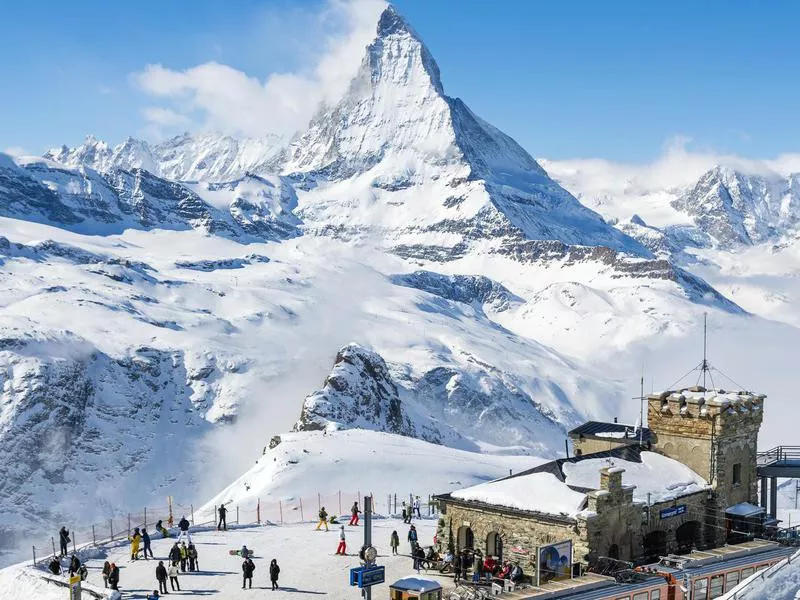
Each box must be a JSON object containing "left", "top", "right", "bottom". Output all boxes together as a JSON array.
[
  {"left": 130, "top": 527, "right": 142, "bottom": 561},
  {"left": 179, "top": 541, "right": 188, "bottom": 572}
]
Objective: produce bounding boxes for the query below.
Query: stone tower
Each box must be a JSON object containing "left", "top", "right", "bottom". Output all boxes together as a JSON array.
[{"left": 647, "top": 387, "right": 764, "bottom": 509}]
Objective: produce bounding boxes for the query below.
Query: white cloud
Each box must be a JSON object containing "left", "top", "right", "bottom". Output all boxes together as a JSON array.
[
  {"left": 132, "top": 0, "right": 386, "bottom": 139},
  {"left": 141, "top": 106, "right": 192, "bottom": 128},
  {"left": 3, "top": 146, "right": 29, "bottom": 157}
]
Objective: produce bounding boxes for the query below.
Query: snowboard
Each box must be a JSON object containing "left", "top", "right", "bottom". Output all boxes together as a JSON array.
[{"left": 229, "top": 549, "right": 256, "bottom": 556}]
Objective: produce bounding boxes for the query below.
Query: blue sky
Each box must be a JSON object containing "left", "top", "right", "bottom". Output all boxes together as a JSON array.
[{"left": 1, "top": 0, "right": 798, "bottom": 161}]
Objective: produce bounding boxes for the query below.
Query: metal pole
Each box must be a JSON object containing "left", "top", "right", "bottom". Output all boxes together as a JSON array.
[
  {"left": 236, "top": 505, "right": 240, "bottom": 525},
  {"left": 72, "top": 531, "right": 76, "bottom": 553},
  {"left": 92, "top": 525, "right": 96, "bottom": 546},
  {"left": 128, "top": 513, "right": 131, "bottom": 535},
  {"left": 191, "top": 504, "right": 194, "bottom": 526},
  {"left": 144, "top": 507, "right": 147, "bottom": 529},
  {"left": 257, "top": 499, "right": 261, "bottom": 525},
  {"left": 51, "top": 537, "right": 56, "bottom": 557},
  {"left": 279, "top": 501, "right": 283, "bottom": 524},
  {"left": 364, "top": 496, "right": 373, "bottom": 600},
  {"left": 299, "top": 498, "right": 304, "bottom": 522},
  {"left": 32, "top": 546, "right": 36, "bottom": 567}
]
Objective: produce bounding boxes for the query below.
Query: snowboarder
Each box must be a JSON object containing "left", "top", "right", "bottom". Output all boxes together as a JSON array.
[
  {"left": 242, "top": 556, "right": 255, "bottom": 589},
  {"left": 130, "top": 527, "right": 142, "bottom": 560},
  {"left": 179, "top": 542, "right": 188, "bottom": 572},
  {"left": 168, "top": 562, "right": 180, "bottom": 591},
  {"left": 316, "top": 507, "right": 329, "bottom": 531},
  {"left": 58, "top": 527, "right": 70, "bottom": 557},
  {"left": 48, "top": 556, "right": 61, "bottom": 575},
  {"left": 414, "top": 496, "right": 422, "bottom": 518},
  {"left": 188, "top": 543, "right": 198, "bottom": 571},
  {"left": 168, "top": 542, "right": 182, "bottom": 566},
  {"left": 349, "top": 501, "right": 360, "bottom": 526},
  {"left": 108, "top": 562, "right": 120, "bottom": 591},
  {"left": 240, "top": 545, "right": 251, "bottom": 559},
  {"left": 269, "top": 558, "right": 280, "bottom": 591},
  {"left": 155, "top": 561, "right": 168, "bottom": 594},
  {"left": 177, "top": 516, "right": 191, "bottom": 543},
  {"left": 218, "top": 504, "right": 228, "bottom": 531},
  {"left": 390, "top": 530, "right": 400, "bottom": 555},
  {"left": 155, "top": 519, "right": 169, "bottom": 538},
  {"left": 142, "top": 528, "right": 154, "bottom": 559},
  {"left": 407, "top": 524, "right": 418, "bottom": 550},
  {"left": 102, "top": 561, "right": 111, "bottom": 587},
  {"left": 147, "top": 591, "right": 160, "bottom": 600},
  {"left": 336, "top": 525, "right": 347, "bottom": 555}
]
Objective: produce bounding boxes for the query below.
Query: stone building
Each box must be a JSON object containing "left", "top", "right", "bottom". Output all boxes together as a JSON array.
[{"left": 435, "top": 386, "right": 766, "bottom": 573}]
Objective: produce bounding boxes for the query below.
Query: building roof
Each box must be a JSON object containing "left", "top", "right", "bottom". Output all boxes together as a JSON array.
[
  {"left": 390, "top": 577, "right": 442, "bottom": 592},
  {"left": 568, "top": 421, "right": 654, "bottom": 444},
  {"left": 649, "top": 386, "right": 766, "bottom": 406},
  {"left": 442, "top": 446, "right": 709, "bottom": 520}
]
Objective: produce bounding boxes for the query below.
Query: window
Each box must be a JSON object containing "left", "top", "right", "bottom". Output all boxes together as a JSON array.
[
  {"left": 615, "top": 596, "right": 630, "bottom": 600},
  {"left": 733, "top": 463, "right": 742, "bottom": 485},
  {"left": 633, "top": 593, "right": 648, "bottom": 600},
  {"left": 741, "top": 567, "right": 754, "bottom": 579},
  {"left": 651, "top": 591, "right": 661, "bottom": 600},
  {"left": 725, "top": 571, "right": 740, "bottom": 590},
  {"left": 709, "top": 574, "right": 724, "bottom": 598},
  {"left": 694, "top": 577, "right": 708, "bottom": 599}
]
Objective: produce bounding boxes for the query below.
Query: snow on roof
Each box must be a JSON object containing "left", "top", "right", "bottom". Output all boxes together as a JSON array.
[
  {"left": 562, "top": 451, "right": 709, "bottom": 504},
  {"left": 720, "top": 549, "right": 800, "bottom": 600},
  {"left": 450, "top": 471, "right": 587, "bottom": 518},
  {"left": 391, "top": 577, "right": 443, "bottom": 591},
  {"left": 656, "top": 388, "right": 765, "bottom": 406},
  {"left": 726, "top": 502, "right": 766, "bottom": 517}
]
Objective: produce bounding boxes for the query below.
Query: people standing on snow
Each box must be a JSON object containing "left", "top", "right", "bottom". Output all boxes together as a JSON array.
[
  {"left": 218, "top": 504, "right": 228, "bottom": 531},
  {"left": 349, "top": 501, "right": 360, "bottom": 526},
  {"left": 242, "top": 556, "right": 255, "bottom": 589},
  {"left": 59, "top": 527, "right": 70, "bottom": 557},
  {"left": 169, "top": 542, "right": 182, "bottom": 566},
  {"left": 48, "top": 556, "right": 61, "bottom": 575},
  {"left": 401, "top": 501, "right": 410, "bottom": 524},
  {"left": 188, "top": 543, "right": 198, "bottom": 571},
  {"left": 179, "top": 542, "right": 188, "bottom": 572},
  {"left": 414, "top": 496, "right": 422, "bottom": 518},
  {"left": 390, "top": 530, "right": 400, "bottom": 555},
  {"left": 178, "top": 516, "right": 191, "bottom": 543},
  {"left": 102, "top": 561, "right": 111, "bottom": 587},
  {"left": 142, "top": 528, "right": 153, "bottom": 559},
  {"left": 407, "top": 525, "right": 418, "bottom": 550},
  {"left": 316, "top": 507, "right": 329, "bottom": 531},
  {"left": 168, "top": 562, "right": 180, "bottom": 591},
  {"left": 108, "top": 562, "right": 120, "bottom": 590},
  {"left": 130, "top": 527, "right": 142, "bottom": 560},
  {"left": 413, "top": 546, "right": 425, "bottom": 572},
  {"left": 336, "top": 525, "right": 347, "bottom": 555},
  {"left": 155, "top": 560, "right": 168, "bottom": 595},
  {"left": 269, "top": 558, "right": 280, "bottom": 591}
]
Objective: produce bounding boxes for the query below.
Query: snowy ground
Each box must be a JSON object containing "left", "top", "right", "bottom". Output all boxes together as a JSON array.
[{"left": 7, "top": 519, "right": 441, "bottom": 600}]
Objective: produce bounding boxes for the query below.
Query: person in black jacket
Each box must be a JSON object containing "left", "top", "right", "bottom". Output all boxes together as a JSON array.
[
  {"left": 218, "top": 505, "right": 228, "bottom": 531},
  {"left": 168, "top": 542, "right": 182, "bottom": 566},
  {"left": 177, "top": 516, "right": 191, "bottom": 543},
  {"left": 155, "top": 561, "right": 168, "bottom": 594},
  {"left": 69, "top": 555, "right": 80, "bottom": 576},
  {"left": 242, "top": 557, "right": 255, "bottom": 589},
  {"left": 187, "top": 543, "right": 198, "bottom": 572},
  {"left": 108, "top": 563, "right": 120, "bottom": 591},
  {"left": 269, "top": 559, "right": 280, "bottom": 591},
  {"left": 58, "top": 527, "right": 70, "bottom": 557},
  {"left": 142, "top": 528, "right": 153, "bottom": 559},
  {"left": 48, "top": 556, "right": 61, "bottom": 575}
]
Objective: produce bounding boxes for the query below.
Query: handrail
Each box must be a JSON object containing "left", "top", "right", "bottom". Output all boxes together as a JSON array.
[{"left": 757, "top": 446, "right": 800, "bottom": 466}]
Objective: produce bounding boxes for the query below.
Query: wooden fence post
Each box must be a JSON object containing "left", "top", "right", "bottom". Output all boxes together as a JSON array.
[
  {"left": 32, "top": 545, "right": 36, "bottom": 567},
  {"left": 72, "top": 531, "right": 76, "bottom": 553},
  {"left": 299, "top": 498, "right": 304, "bottom": 522},
  {"left": 279, "top": 501, "right": 283, "bottom": 524},
  {"left": 236, "top": 505, "right": 239, "bottom": 525},
  {"left": 257, "top": 499, "right": 261, "bottom": 525},
  {"left": 110, "top": 519, "right": 114, "bottom": 541}
]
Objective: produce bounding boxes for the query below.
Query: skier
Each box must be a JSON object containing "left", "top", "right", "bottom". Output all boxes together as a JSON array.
[
  {"left": 316, "top": 506, "right": 329, "bottom": 531},
  {"left": 48, "top": 556, "right": 61, "bottom": 575},
  {"left": 242, "top": 556, "right": 255, "bottom": 589},
  {"left": 349, "top": 501, "right": 360, "bottom": 526},
  {"left": 407, "top": 524, "right": 418, "bottom": 550},
  {"left": 168, "top": 562, "right": 180, "bottom": 591},
  {"left": 168, "top": 542, "right": 182, "bottom": 566},
  {"left": 142, "top": 528, "right": 154, "bottom": 559},
  {"left": 155, "top": 560, "right": 168, "bottom": 595},
  {"left": 130, "top": 527, "right": 142, "bottom": 560},
  {"left": 390, "top": 530, "right": 400, "bottom": 555},
  {"left": 179, "top": 542, "right": 188, "bottom": 572},
  {"left": 218, "top": 504, "right": 228, "bottom": 531},
  {"left": 414, "top": 496, "right": 422, "bottom": 518},
  {"left": 269, "top": 558, "right": 281, "bottom": 591},
  {"left": 58, "top": 526, "right": 70, "bottom": 557},
  {"left": 187, "top": 543, "right": 198, "bottom": 571},
  {"left": 336, "top": 525, "right": 347, "bottom": 555},
  {"left": 101, "top": 561, "right": 111, "bottom": 587},
  {"left": 108, "top": 562, "right": 120, "bottom": 591},
  {"left": 177, "top": 516, "right": 191, "bottom": 543}
]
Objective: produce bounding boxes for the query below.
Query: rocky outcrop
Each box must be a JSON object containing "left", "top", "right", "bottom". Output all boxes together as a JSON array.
[{"left": 390, "top": 270, "right": 520, "bottom": 312}]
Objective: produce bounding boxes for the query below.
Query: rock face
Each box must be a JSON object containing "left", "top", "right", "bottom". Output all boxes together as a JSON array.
[{"left": 390, "top": 271, "right": 520, "bottom": 313}]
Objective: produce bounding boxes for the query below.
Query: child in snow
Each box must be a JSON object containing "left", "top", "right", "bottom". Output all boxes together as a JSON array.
[
  {"left": 48, "top": 556, "right": 61, "bottom": 575},
  {"left": 147, "top": 591, "right": 160, "bottom": 600},
  {"left": 390, "top": 530, "right": 400, "bottom": 555},
  {"left": 336, "top": 525, "right": 347, "bottom": 555},
  {"left": 270, "top": 558, "right": 280, "bottom": 591},
  {"left": 316, "top": 507, "right": 329, "bottom": 531}
]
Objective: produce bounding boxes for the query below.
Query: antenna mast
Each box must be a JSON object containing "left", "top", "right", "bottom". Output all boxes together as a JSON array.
[
  {"left": 702, "top": 312, "right": 708, "bottom": 390},
  {"left": 639, "top": 371, "right": 644, "bottom": 446}
]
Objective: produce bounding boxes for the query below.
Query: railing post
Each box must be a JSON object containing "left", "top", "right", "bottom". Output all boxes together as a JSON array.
[
  {"left": 279, "top": 500, "right": 283, "bottom": 524},
  {"left": 128, "top": 513, "right": 131, "bottom": 535},
  {"left": 32, "top": 545, "right": 36, "bottom": 567},
  {"left": 236, "top": 505, "right": 239, "bottom": 525},
  {"left": 191, "top": 504, "right": 194, "bottom": 526},
  {"left": 72, "top": 531, "right": 76, "bottom": 554},
  {"left": 144, "top": 507, "right": 147, "bottom": 529},
  {"left": 110, "top": 519, "right": 114, "bottom": 541},
  {"left": 257, "top": 499, "right": 261, "bottom": 525},
  {"left": 299, "top": 498, "right": 304, "bottom": 522},
  {"left": 92, "top": 525, "right": 96, "bottom": 546},
  {"left": 51, "top": 537, "right": 56, "bottom": 557}
]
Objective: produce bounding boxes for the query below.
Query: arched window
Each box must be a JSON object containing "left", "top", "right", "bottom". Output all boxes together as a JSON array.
[{"left": 457, "top": 526, "right": 474, "bottom": 550}]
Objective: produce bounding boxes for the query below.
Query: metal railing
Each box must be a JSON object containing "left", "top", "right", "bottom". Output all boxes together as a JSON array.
[{"left": 757, "top": 446, "right": 800, "bottom": 467}]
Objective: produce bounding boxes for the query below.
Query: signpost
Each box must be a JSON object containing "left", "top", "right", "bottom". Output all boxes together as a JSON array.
[
  {"left": 68, "top": 575, "right": 82, "bottom": 600},
  {"left": 660, "top": 504, "right": 687, "bottom": 520},
  {"left": 348, "top": 496, "right": 384, "bottom": 597}
]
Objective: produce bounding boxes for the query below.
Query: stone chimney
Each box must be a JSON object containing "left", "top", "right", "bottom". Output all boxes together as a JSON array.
[{"left": 600, "top": 466, "right": 624, "bottom": 493}]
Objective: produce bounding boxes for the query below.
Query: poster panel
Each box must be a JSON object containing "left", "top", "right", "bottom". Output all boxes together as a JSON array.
[{"left": 536, "top": 540, "right": 573, "bottom": 586}]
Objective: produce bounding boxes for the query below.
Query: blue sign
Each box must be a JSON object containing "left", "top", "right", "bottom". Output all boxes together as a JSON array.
[
  {"left": 349, "top": 566, "right": 385, "bottom": 588},
  {"left": 660, "top": 504, "right": 687, "bottom": 519}
]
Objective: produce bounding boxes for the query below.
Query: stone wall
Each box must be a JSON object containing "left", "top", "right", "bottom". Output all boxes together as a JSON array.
[{"left": 571, "top": 435, "right": 634, "bottom": 456}]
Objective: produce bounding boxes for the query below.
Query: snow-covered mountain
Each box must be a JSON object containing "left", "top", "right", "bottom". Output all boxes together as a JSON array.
[
  {"left": 4, "top": 3, "right": 798, "bottom": 570},
  {"left": 45, "top": 132, "right": 283, "bottom": 182}
]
